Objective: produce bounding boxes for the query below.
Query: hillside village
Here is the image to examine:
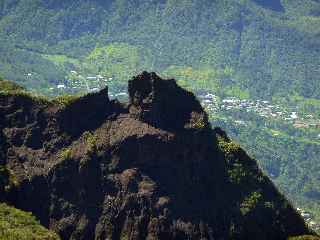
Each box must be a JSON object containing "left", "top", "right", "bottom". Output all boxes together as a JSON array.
[
  {"left": 199, "top": 93, "right": 320, "bottom": 133},
  {"left": 48, "top": 71, "right": 111, "bottom": 93},
  {"left": 296, "top": 208, "right": 320, "bottom": 232}
]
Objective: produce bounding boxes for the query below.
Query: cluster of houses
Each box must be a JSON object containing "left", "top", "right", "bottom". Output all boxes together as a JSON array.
[
  {"left": 50, "top": 71, "right": 113, "bottom": 93},
  {"left": 50, "top": 70, "right": 132, "bottom": 101},
  {"left": 198, "top": 93, "right": 320, "bottom": 132},
  {"left": 296, "top": 208, "right": 320, "bottom": 231},
  {"left": 198, "top": 93, "right": 220, "bottom": 113}
]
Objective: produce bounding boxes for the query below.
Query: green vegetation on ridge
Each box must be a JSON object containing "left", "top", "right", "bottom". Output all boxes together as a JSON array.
[{"left": 0, "top": 203, "right": 60, "bottom": 240}]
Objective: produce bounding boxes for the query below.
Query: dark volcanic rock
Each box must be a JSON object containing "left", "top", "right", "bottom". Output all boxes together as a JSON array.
[
  {"left": 0, "top": 73, "right": 314, "bottom": 240},
  {"left": 129, "top": 72, "right": 208, "bottom": 132},
  {"left": 57, "top": 87, "right": 123, "bottom": 138}
]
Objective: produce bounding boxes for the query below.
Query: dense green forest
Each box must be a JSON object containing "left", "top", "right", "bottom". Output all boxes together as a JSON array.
[
  {"left": 0, "top": 0, "right": 319, "bottom": 230},
  {"left": 0, "top": 0, "right": 320, "bottom": 99}
]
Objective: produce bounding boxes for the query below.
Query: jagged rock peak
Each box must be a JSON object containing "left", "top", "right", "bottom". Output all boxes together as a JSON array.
[
  {"left": 128, "top": 71, "right": 209, "bottom": 131},
  {"left": 58, "top": 87, "right": 115, "bottom": 137}
]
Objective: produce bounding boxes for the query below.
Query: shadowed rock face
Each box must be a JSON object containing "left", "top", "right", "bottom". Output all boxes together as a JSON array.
[
  {"left": 128, "top": 72, "right": 208, "bottom": 131},
  {"left": 0, "top": 72, "right": 313, "bottom": 240},
  {"left": 57, "top": 87, "right": 123, "bottom": 137}
]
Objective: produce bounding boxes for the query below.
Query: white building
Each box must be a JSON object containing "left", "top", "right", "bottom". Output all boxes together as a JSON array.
[
  {"left": 89, "top": 88, "right": 100, "bottom": 92},
  {"left": 301, "top": 212, "right": 311, "bottom": 218},
  {"left": 204, "top": 93, "right": 215, "bottom": 99},
  {"left": 115, "top": 92, "right": 128, "bottom": 97},
  {"left": 290, "top": 112, "right": 298, "bottom": 119}
]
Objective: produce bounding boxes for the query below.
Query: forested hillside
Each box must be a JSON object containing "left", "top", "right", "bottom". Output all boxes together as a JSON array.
[{"left": 0, "top": 0, "right": 319, "bottom": 99}]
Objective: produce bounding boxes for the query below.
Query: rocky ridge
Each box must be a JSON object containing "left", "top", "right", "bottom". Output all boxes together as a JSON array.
[{"left": 0, "top": 72, "right": 316, "bottom": 240}]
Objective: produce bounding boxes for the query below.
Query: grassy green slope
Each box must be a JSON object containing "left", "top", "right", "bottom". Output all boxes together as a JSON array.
[{"left": 0, "top": 203, "right": 60, "bottom": 240}]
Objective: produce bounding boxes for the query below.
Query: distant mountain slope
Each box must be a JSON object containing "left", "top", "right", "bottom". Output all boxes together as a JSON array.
[
  {"left": 0, "top": 0, "right": 319, "bottom": 99},
  {"left": 0, "top": 72, "right": 315, "bottom": 239},
  {"left": 252, "top": 0, "right": 285, "bottom": 11}
]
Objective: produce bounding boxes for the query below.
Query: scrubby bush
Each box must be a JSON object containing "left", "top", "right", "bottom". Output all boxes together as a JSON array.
[
  {"left": 58, "top": 148, "right": 72, "bottom": 160},
  {"left": 82, "top": 131, "right": 97, "bottom": 155},
  {"left": 0, "top": 79, "right": 25, "bottom": 92},
  {"left": 53, "top": 95, "right": 79, "bottom": 106},
  {"left": 0, "top": 84, "right": 50, "bottom": 106},
  {"left": 217, "top": 136, "right": 241, "bottom": 155},
  {"left": 240, "top": 191, "right": 262, "bottom": 215},
  {"left": 191, "top": 117, "right": 207, "bottom": 129},
  {"left": 228, "top": 162, "right": 246, "bottom": 184},
  {"left": 288, "top": 236, "right": 320, "bottom": 240}
]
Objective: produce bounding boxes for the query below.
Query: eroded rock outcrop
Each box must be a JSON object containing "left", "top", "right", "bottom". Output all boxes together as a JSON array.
[
  {"left": 128, "top": 72, "right": 208, "bottom": 131},
  {"left": 0, "top": 72, "right": 314, "bottom": 240}
]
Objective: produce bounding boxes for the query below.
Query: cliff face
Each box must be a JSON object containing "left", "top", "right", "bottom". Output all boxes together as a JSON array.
[{"left": 0, "top": 72, "right": 313, "bottom": 240}]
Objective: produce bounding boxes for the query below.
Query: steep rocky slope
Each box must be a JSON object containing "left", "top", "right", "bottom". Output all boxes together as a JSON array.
[{"left": 0, "top": 72, "right": 316, "bottom": 239}]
